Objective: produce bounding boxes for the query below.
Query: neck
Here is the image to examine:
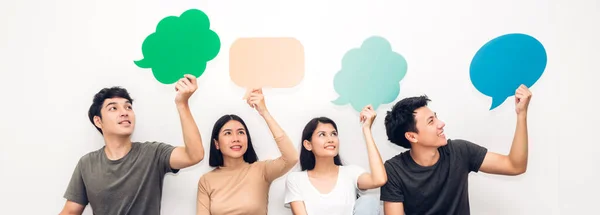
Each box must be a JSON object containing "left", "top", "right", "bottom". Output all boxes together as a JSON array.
[
  {"left": 409, "top": 145, "right": 440, "bottom": 167},
  {"left": 310, "top": 156, "right": 338, "bottom": 175},
  {"left": 222, "top": 156, "right": 247, "bottom": 169},
  {"left": 103, "top": 134, "right": 132, "bottom": 160}
]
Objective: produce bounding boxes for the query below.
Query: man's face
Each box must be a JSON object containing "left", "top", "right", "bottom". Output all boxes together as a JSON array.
[
  {"left": 409, "top": 106, "right": 447, "bottom": 147},
  {"left": 94, "top": 97, "right": 135, "bottom": 137}
]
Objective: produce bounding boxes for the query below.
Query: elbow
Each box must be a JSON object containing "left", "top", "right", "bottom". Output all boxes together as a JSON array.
[
  {"left": 193, "top": 154, "right": 205, "bottom": 164},
  {"left": 191, "top": 151, "right": 205, "bottom": 164},
  {"left": 286, "top": 155, "right": 299, "bottom": 166},
  {"left": 514, "top": 166, "right": 527, "bottom": 175},
  {"left": 372, "top": 175, "right": 388, "bottom": 188},
  {"left": 186, "top": 153, "right": 204, "bottom": 165},
  {"left": 508, "top": 164, "right": 527, "bottom": 176},
  {"left": 375, "top": 178, "right": 388, "bottom": 187}
]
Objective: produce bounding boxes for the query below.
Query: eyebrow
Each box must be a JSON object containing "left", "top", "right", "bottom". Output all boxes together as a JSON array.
[
  {"left": 223, "top": 128, "right": 245, "bottom": 132},
  {"left": 317, "top": 130, "right": 337, "bottom": 133},
  {"left": 105, "top": 101, "right": 132, "bottom": 108}
]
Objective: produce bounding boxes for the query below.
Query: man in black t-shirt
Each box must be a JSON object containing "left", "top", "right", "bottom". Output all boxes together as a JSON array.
[{"left": 380, "top": 85, "right": 532, "bottom": 215}]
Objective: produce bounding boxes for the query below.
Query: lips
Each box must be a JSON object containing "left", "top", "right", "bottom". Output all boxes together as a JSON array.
[
  {"left": 438, "top": 129, "right": 445, "bottom": 137},
  {"left": 231, "top": 145, "right": 242, "bottom": 151},
  {"left": 119, "top": 120, "right": 131, "bottom": 125},
  {"left": 324, "top": 145, "right": 336, "bottom": 150}
]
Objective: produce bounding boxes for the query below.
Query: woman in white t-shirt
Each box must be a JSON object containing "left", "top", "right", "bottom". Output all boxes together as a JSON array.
[{"left": 284, "top": 105, "right": 387, "bottom": 215}]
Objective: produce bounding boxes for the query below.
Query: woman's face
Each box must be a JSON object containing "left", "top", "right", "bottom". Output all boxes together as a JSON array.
[
  {"left": 215, "top": 120, "right": 248, "bottom": 159},
  {"left": 303, "top": 122, "right": 339, "bottom": 157}
]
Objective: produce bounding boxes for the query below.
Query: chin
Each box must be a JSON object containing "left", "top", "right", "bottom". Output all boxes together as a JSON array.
[
  {"left": 227, "top": 150, "right": 246, "bottom": 158},
  {"left": 319, "top": 151, "right": 338, "bottom": 157}
]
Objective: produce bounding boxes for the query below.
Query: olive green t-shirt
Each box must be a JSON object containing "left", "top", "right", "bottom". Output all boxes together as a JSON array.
[{"left": 63, "top": 141, "right": 178, "bottom": 215}]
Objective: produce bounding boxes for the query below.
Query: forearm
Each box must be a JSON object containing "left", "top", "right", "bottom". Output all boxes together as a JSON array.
[
  {"left": 363, "top": 127, "right": 387, "bottom": 185},
  {"left": 262, "top": 111, "right": 298, "bottom": 162},
  {"left": 509, "top": 114, "right": 528, "bottom": 172},
  {"left": 177, "top": 103, "right": 204, "bottom": 162}
]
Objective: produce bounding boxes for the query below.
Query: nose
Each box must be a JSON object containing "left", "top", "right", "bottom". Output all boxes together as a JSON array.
[
  {"left": 437, "top": 120, "right": 446, "bottom": 129},
  {"left": 232, "top": 133, "right": 241, "bottom": 142},
  {"left": 326, "top": 135, "right": 335, "bottom": 143}
]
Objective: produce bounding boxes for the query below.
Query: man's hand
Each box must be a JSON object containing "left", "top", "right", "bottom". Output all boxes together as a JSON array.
[
  {"left": 360, "top": 105, "right": 377, "bottom": 129},
  {"left": 515, "top": 84, "right": 532, "bottom": 116},
  {"left": 175, "top": 74, "right": 198, "bottom": 105}
]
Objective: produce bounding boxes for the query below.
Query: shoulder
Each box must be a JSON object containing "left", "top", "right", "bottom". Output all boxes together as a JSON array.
[
  {"left": 384, "top": 151, "right": 409, "bottom": 168},
  {"left": 445, "top": 139, "right": 487, "bottom": 152},
  {"left": 135, "top": 141, "right": 172, "bottom": 148},
  {"left": 198, "top": 168, "right": 220, "bottom": 184},
  {"left": 78, "top": 148, "right": 103, "bottom": 165},
  {"left": 134, "top": 141, "right": 176, "bottom": 152},
  {"left": 341, "top": 164, "right": 366, "bottom": 174},
  {"left": 286, "top": 171, "right": 306, "bottom": 183}
]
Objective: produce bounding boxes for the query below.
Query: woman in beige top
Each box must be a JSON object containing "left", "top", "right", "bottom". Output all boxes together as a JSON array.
[{"left": 197, "top": 88, "right": 299, "bottom": 215}]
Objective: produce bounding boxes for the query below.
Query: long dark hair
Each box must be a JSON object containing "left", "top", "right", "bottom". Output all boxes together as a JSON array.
[
  {"left": 209, "top": 114, "right": 259, "bottom": 167},
  {"left": 300, "top": 117, "right": 343, "bottom": 171}
]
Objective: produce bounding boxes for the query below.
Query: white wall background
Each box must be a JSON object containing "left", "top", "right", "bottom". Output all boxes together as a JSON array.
[{"left": 1, "top": 0, "right": 598, "bottom": 214}]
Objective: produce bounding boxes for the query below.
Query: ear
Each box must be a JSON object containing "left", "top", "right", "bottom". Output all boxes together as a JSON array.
[
  {"left": 405, "top": 132, "right": 418, "bottom": 143},
  {"left": 213, "top": 139, "right": 220, "bottom": 150},
  {"left": 93, "top": 116, "right": 103, "bottom": 130},
  {"left": 302, "top": 140, "right": 312, "bottom": 151}
]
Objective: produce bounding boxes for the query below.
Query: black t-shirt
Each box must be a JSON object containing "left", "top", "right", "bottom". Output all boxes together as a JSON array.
[{"left": 380, "top": 139, "right": 488, "bottom": 215}]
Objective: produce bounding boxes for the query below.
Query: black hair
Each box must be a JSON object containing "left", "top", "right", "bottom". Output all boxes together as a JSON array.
[
  {"left": 88, "top": 87, "right": 134, "bottom": 135},
  {"left": 299, "top": 117, "right": 343, "bottom": 171},
  {"left": 208, "top": 114, "right": 259, "bottom": 167},
  {"left": 384, "top": 95, "right": 431, "bottom": 148}
]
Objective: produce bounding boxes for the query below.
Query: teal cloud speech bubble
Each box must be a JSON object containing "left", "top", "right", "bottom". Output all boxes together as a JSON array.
[
  {"left": 332, "top": 36, "right": 407, "bottom": 112},
  {"left": 470, "top": 33, "right": 547, "bottom": 110},
  {"left": 134, "top": 9, "right": 221, "bottom": 84}
]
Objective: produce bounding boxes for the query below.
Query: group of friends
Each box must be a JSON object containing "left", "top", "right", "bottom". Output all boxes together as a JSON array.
[{"left": 59, "top": 74, "right": 532, "bottom": 215}]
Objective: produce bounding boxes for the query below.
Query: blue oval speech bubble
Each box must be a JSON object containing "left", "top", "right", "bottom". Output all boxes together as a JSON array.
[{"left": 470, "top": 33, "right": 547, "bottom": 110}]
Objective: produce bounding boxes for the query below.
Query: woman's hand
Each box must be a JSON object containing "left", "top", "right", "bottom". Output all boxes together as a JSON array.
[{"left": 246, "top": 88, "right": 269, "bottom": 116}]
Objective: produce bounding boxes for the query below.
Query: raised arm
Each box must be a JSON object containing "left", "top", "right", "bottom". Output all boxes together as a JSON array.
[
  {"left": 480, "top": 84, "right": 531, "bottom": 175},
  {"left": 356, "top": 105, "right": 388, "bottom": 189},
  {"left": 170, "top": 74, "right": 205, "bottom": 170},
  {"left": 246, "top": 88, "right": 299, "bottom": 181}
]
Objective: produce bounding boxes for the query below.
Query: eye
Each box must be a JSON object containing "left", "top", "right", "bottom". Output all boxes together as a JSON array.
[
  {"left": 109, "top": 106, "right": 116, "bottom": 111},
  {"left": 126, "top": 105, "right": 132, "bottom": 110},
  {"left": 238, "top": 130, "right": 245, "bottom": 135},
  {"left": 331, "top": 132, "right": 338, "bottom": 136},
  {"left": 318, "top": 133, "right": 324, "bottom": 137},
  {"left": 224, "top": 131, "right": 231, "bottom": 135}
]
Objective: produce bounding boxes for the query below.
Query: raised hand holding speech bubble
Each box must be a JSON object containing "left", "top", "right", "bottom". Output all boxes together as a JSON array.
[
  {"left": 229, "top": 37, "right": 305, "bottom": 98},
  {"left": 470, "top": 33, "right": 547, "bottom": 110},
  {"left": 332, "top": 36, "right": 407, "bottom": 112},
  {"left": 135, "top": 9, "right": 221, "bottom": 84}
]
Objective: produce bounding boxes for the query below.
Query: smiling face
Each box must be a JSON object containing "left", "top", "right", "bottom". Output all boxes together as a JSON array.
[
  {"left": 303, "top": 122, "right": 339, "bottom": 158},
  {"left": 214, "top": 120, "right": 248, "bottom": 159},
  {"left": 93, "top": 97, "right": 135, "bottom": 137},
  {"left": 406, "top": 106, "right": 447, "bottom": 147}
]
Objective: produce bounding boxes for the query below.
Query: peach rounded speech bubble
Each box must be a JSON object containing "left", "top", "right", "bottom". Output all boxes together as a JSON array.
[{"left": 229, "top": 37, "right": 305, "bottom": 96}]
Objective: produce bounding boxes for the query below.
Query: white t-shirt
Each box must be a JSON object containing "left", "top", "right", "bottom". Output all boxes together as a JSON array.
[{"left": 284, "top": 165, "right": 367, "bottom": 215}]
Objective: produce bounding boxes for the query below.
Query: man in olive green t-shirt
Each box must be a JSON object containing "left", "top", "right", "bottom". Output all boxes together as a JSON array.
[{"left": 59, "top": 75, "right": 205, "bottom": 215}]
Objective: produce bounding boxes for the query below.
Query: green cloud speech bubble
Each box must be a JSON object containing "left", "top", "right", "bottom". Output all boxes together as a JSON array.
[
  {"left": 332, "top": 36, "right": 407, "bottom": 112},
  {"left": 135, "top": 9, "right": 220, "bottom": 84}
]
